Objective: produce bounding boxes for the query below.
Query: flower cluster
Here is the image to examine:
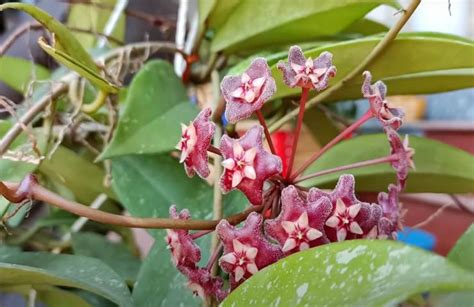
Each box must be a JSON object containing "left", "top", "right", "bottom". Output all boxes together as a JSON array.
[{"left": 167, "top": 45, "right": 414, "bottom": 302}]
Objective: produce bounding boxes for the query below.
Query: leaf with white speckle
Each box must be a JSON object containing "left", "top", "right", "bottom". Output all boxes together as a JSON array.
[{"left": 222, "top": 240, "right": 474, "bottom": 306}]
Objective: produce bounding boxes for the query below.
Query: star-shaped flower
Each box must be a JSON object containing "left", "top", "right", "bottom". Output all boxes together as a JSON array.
[
  {"left": 371, "top": 183, "right": 403, "bottom": 240},
  {"left": 179, "top": 266, "right": 228, "bottom": 302},
  {"left": 220, "top": 125, "right": 282, "bottom": 205},
  {"left": 386, "top": 127, "right": 415, "bottom": 189},
  {"left": 176, "top": 108, "right": 216, "bottom": 178},
  {"left": 265, "top": 185, "right": 332, "bottom": 255},
  {"left": 165, "top": 206, "right": 201, "bottom": 267},
  {"left": 277, "top": 46, "right": 336, "bottom": 90},
  {"left": 310, "top": 175, "right": 383, "bottom": 242},
  {"left": 362, "top": 71, "right": 405, "bottom": 130},
  {"left": 217, "top": 212, "right": 283, "bottom": 288},
  {"left": 221, "top": 58, "right": 276, "bottom": 123}
]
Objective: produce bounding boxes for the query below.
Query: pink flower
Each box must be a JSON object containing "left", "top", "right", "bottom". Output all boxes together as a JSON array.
[
  {"left": 165, "top": 206, "right": 201, "bottom": 267},
  {"left": 220, "top": 125, "right": 282, "bottom": 206},
  {"left": 221, "top": 58, "right": 276, "bottom": 123},
  {"left": 310, "top": 175, "right": 382, "bottom": 242},
  {"left": 386, "top": 127, "right": 415, "bottom": 189},
  {"left": 179, "top": 266, "right": 228, "bottom": 302},
  {"left": 277, "top": 46, "right": 336, "bottom": 90},
  {"left": 265, "top": 185, "right": 332, "bottom": 255},
  {"left": 176, "top": 108, "right": 216, "bottom": 178},
  {"left": 217, "top": 212, "right": 283, "bottom": 288},
  {"left": 362, "top": 71, "right": 405, "bottom": 130},
  {"left": 372, "top": 184, "right": 403, "bottom": 239}
]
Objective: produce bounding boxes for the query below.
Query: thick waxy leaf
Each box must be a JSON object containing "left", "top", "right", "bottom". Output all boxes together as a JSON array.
[
  {"left": 271, "top": 33, "right": 474, "bottom": 100},
  {"left": 301, "top": 134, "right": 474, "bottom": 193},
  {"left": 0, "top": 250, "right": 132, "bottom": 306},
  {"left": 0, "top": 57, "right": 50, "bottom": 93},
  {"left": 111, "top": 153, "right": 246, "bottom": 306},
  {"left": 39, "top": 146, "right": 117, "bottom": 204},
  {"left": 211, "top": 0, "right": 399, "bottom": 52},
  {"left": 38, "top": 38, "right": 119, "bottom": 94},
  {"left": 71, "top": 232, "right": 141, "bottom": 284},
  {"left": 343, "top": 18, "right": 389, "bottom": 36},
  {"left": 0, "top": 3, "right": 98, "bottom": 72},
  {"left": 222, "top": 240, "right": 474, "bottom": 306},
  {"left": 101, "top": 60, "right": 198, "bottom": 159}
]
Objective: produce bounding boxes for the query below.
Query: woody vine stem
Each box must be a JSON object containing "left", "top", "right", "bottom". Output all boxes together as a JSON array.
[{"left": 0, "top": 0, "right": 421, "bottom": 231}]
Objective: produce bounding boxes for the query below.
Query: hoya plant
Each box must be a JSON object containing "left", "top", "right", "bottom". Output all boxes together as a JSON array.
[{"left": 0, "top": 0, "right": 473, "bottom": 306}]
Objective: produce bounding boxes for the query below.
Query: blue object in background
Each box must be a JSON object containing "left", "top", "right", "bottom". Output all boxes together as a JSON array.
[{"left": 397, "top": 227, "right": 436, "bottom": 251}]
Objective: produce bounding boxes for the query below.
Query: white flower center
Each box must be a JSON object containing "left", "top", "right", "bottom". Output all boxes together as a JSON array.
[
  {"left": 222, "top": 142, "right": 257, "bottom": 188},
  {"left": 176, "top": 122, "right": 197, "bottom": 163},
  {"left": 230, "top": 73, "right": 266, "bottom": 103}
]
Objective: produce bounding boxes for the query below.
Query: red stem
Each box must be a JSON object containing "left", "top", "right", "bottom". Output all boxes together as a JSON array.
[
  {"left": 290, "top": 110, "right": 373, "bottom": 181},
  {"left": 206, "top": 243, "right": 223, "bottom": 271},
  {"left": 191, "top": 229, "right": 213, "bottom": 240},
  {"left": 295, "top": 153, "right": 399, "bottom": 183},
  {"left": 256, "top": 110, "right": 276, "bottom": 154},
  {"left": 286, "top": 87, "right": 310, "bottom": 180},
  {"left": 208, "top": 145, "right": 222, "bottom": 155}
]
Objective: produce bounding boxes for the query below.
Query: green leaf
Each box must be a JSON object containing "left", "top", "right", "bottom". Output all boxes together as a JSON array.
[
  {"left": 111, "top": 153, "right": 246, "bottom": 305},
  {"left": 211, "top": 0, "right": 399, "bottom": 52},
  {"left": 0, "top": 251, "right": 132, "bottom": 306},
  {"left": 343, "top": 18, "right": 389, "bottom": 36},
  {"left": 0, "top": 3, "right": 98, "bottom": 73},
  {"left": 301, "top": 134, "right": 474, "bottom": 193},
  {"left": 222, "top": 240, "right": 474, "bottom": 306},
  {"left": 71, "top": 232, "right": 141, "bottom": 284},
  {"left": 271, "top": 33, "right": 474, "bottom": 100},
  {"left": 207, "top": 0, "right": 241, "bottom": 29},
  {"left": 0, "top": 56, "right": 50, "bottom": 93},
  {"left": 303, "top": 107, "right": 340, "bottom": 146},
  {"left": 431, "top": 225, "right": 474, "bottom": 306},
  {"left": 100, "top": 60, "right": 198, "bottom": 159},
  {"left": 1, "top": 285, "right": 90, "bottom": 307},
  {"left": 38, "top": 38, "right": 119, "bottom": 94},
  {"left": 67, "top": 0, "right": 125, "bottom": 49},
  {"left": 448, "top": 224, "right": 474, "bottom": 272},
  {"left": 39, "top": 146, "right": 117, "bottom": 204}
]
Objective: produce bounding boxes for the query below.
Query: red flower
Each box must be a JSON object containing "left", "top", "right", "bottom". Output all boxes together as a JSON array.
[
  {"left": 277, "top": 46, "right": 336, "bottom": 90},
  {"left": 221, "top": 58, "right": 276, "bottom": 123},
  {"left": 220, "top": 125, "right": 282, "bottom": 205},
  {"left": 265, "top": 185, "right": 332, "bottom": 255},
  {"left": 217, "top": 212, "right": 283, "bottom": 288},
  {"left": 362, "top": 71, "right": 405, "bottom": 130},
  {"left": 176, "top": 108, "right": 215, "bottom": 178},
  {"left": 165, "top": 206, "right": 201, "bottom": 267},
  {"left": 310, "top": 175, "right": 383, "bottom": 242}
]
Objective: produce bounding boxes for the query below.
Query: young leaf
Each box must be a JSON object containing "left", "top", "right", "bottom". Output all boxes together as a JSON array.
[
  {"left": 222, "top": 240, "right": 474, "bottom": 306},
  {"left": 301, "top": 134, "right": 474, "bottom": 193},
  {"left": 100, "top": 60, "right": 198, "bottom": 159},
  {"left": 38, "top": 38, "right": 119, "bottom": 94},
  {"left": 271, "top": 33, "right": 474, "bottom": 100},
  {"left": 0, "top": 3, "right": 98, "bottom": 72},
  {"left": 0, "top": 251, "right": 133, "bottom": 306},
  {"left": 210, "top": 0, "right": 399, "bottom": 52},
  {"left": 0, "top": 56, "right": 50, "bottom": 93}
]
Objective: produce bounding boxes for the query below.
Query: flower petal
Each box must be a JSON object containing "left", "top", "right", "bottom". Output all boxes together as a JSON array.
[
  {"left": 245, "top": 247, "right": 258, "bottom": 260},
  {"left": 282, "top": 221, "right": 296, "bottom": 234},
  {"left": 231, "top": 171, "right": 243, "bottom": 188},
  {"left": 306, "top": 228, "right": 323, "bottom": 241},
  {"left": 246, "top": 263, "right": 259, "bottom": 275},
  {"left": 233, "top": 239, "right": 245, "bottom": 253},
  {"left": 244, "top": 165, "right": 256, "bottom": 180},
  {"left": 220, "top": 252, "right": 237, "bottom": 265},
  {"left": 348, "top": 203, "right": 361, "bottom": 218},
  {"left": 282, "top": 238, "right": 297, "bottom": 252},
  {"left": 325, "top": 216, "right": 339, "bottom": 228},
  {"left": 296, "top": 211, "right": 309, "bottom": 227},
  {"left": 234, "top": 266, "right": 245, "bottom": 282},
  {"left": 349, "top": 221, "right": 363, "bottom": 235},
  {"left": 337, "top": 228, "right": 347, "bottom": 242},
  {"left": 222, "top": 158, "right": 236, "bottom": 170},
  {"left": 336, "top": 198, "right": 346, "bottom": 214}
]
